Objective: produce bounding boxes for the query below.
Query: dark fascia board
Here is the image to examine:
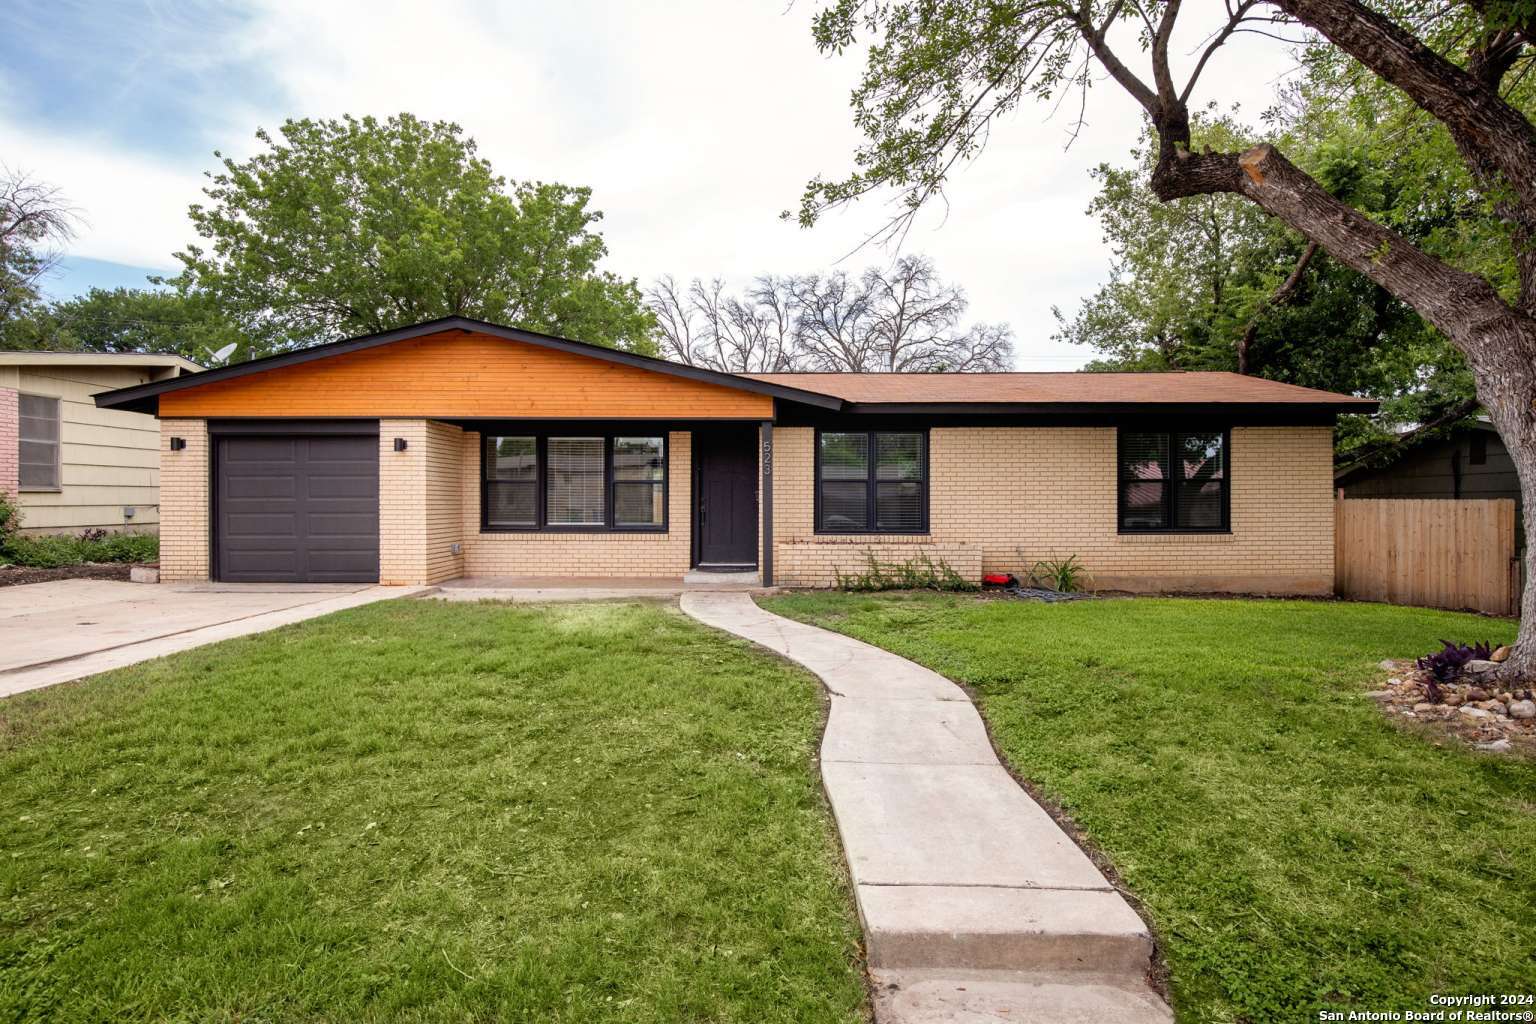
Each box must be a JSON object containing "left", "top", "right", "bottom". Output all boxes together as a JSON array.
[
  {"left": 839, "top": 400, "right": 1379, "bottom": 416},
  {"left": 772, "top": 399, "right": 1378, "bottom": 426},
  {"left": 93, "top": 316, "right": 845, "bottom": 414}
]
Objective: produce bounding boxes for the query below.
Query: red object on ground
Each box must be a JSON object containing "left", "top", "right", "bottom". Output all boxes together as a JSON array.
[{"left": 982, "top": 573, "right": 1017, "bottom": 587}]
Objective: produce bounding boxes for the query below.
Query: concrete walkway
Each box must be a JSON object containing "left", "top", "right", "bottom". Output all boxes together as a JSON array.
[
  {"left": 680, "top": 592, "right": 1171, "bottom": 1024},
  {"left": 1, "top": 581, "right": 430, "bottom": 697}
]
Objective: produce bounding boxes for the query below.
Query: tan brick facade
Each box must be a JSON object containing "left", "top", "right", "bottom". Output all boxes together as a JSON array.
[
  {"left": 771, "top": 425, "right": 1335, "bottom": 593},
  {"left": 158, "top": 418, "right": 210, "bottom": 582},
  {"left": 379, "top": 419, "right": 465, "bottom": 585},
  {"left": 150, "top": 417, "right": 1334, "bottom": 594},
  {"left": 456, "top": 429, "right": 695, "bottom": 578}
]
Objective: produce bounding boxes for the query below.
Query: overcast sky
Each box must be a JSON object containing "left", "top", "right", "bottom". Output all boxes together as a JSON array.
[{"left": 1, "top": 0, "right": 1300, "bottom": 369}]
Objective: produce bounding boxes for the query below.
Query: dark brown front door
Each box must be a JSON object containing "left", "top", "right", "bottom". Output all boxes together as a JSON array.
[
  {"left": 215, "top": 434, "right": 380, "bottom": 583},
  {"left": 694, "top": 428, "right": 758, "bottom": 568}
]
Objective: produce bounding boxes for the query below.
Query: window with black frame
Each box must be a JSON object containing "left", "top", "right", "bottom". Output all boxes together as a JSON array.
[
  {"left": 1117, "top": 429, "right": 1228, "bottom": 532},
  {"left": 817, "top": 430, "right": 927, "bottom": 533},
  {"left": 482, "top": 434, "right": 666, "bottom": 531}
]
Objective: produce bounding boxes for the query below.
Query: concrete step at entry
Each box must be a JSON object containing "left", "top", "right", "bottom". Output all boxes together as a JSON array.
[
  {"left": 870, "top": 968, "right": 1173, "bottom": 1024},
  {"left": 858, "top": 884, "right": 1153, "bottom": 974}
]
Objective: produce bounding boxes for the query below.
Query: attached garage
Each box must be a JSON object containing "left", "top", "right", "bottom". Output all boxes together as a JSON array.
[{"left": 213, "top": 425, "right": 379, "bottom": 583}]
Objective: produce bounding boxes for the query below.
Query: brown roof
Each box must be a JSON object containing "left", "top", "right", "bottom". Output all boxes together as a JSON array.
[{"left": 742, "top": 370, "right": 1377, "bottom": 408}]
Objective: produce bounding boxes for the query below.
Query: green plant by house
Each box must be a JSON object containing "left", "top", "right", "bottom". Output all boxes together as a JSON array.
[
  {"left": 0, "top": 493, "right": 20, "bottom": 547},
  {"left": 834, "top": 550, "right": 977, "bottom": 592},
  {"left": 2, "top": 528, "right": 158, "bottom": 568},
  {"left": 1024, "top": 553, "right": 1090, "bottom": 593}
]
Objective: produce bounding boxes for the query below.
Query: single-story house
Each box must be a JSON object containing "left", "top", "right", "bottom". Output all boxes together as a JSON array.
[
  {"left": 3, "top": 351, "right": 202, "bottom": 535},
  {"left": 93, "top": 317, "right": 1376, "bottom": 591}
]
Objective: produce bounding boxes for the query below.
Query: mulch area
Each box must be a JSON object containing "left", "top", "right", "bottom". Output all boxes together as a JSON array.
[{"left": 0, "top": 563, "right": 135, "bottom": 587}]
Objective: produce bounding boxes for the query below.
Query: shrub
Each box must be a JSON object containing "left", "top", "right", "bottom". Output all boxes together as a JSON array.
[
  {"left": 2, "top": 530, "right": 159, "bottom": 568},
  {"left": 1023, "top": 553, "right": 1091, "bottom": 593},
  {"left": 0, "top": 493, "right": 19, "bottom": 546},
  {"left": 1415, "top": 639, "right": 1494, "bottom": 687},
  {"left": 834, "top": 550, "right": 978, "bottom": 592}
]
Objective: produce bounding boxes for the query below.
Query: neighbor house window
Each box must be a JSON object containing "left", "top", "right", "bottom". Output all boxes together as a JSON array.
[
  {"left": 1118, "top": 429, "right": 1228, "bottom": 533},
  {"left": 482, "top": 434, "right": 667, "bottom": 532},
  {"left": 18, "top": 394, "right": 61, "bottom": 491},
  {"left": 816, "top": 430, "right": 928, "bottom": 533}
]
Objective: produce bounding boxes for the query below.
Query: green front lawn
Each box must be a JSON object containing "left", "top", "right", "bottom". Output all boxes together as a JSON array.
[
  {"left": 0, "top": 600, "right": 867, "bottom": 1023},
  {"left": 763, "top": 593, "right": 1533, "bottom": 1024}
]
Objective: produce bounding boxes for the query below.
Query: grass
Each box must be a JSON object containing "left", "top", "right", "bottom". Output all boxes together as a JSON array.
[
  {"left": 762, "top": 592, "right": 1534, "bottom": 1024},
  {"left": 0, "top": 599, "right": 867, "bottom": 1023}
]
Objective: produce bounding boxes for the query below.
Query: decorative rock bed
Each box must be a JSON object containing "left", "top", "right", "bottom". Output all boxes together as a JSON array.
[{"left": 1370, "top": 651, "right": 1535, "bottom": 755}]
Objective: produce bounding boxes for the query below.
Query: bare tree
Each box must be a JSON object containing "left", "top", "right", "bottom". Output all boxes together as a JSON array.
[
  {"left": 1, "top": 167, "right": 76, "bottom": 326},
  {"left": 649, "top": 255, "right": 1015, "bottom": 373},
  {"left": 798, "top": 0, "right": 1536, "bottom": 682},
  {"left": 647, "top": 274, "right": 804, "bottom": 372}
]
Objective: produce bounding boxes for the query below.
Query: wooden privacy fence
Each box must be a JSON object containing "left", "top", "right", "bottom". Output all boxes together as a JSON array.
[{"left": 1335, "top": 498, "right": 1519, "bottom": 616}]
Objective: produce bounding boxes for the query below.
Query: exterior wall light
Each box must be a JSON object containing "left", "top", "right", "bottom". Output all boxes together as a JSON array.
[
  {"left": 169, "top": 437, "right": 187, "bottom": 451},
  {"left": 393, "top": 438, "right": 409, "bottom": 452}
]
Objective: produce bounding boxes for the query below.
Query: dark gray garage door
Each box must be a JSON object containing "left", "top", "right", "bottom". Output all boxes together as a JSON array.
[{"left": 215, "top": 434, "right": 379, "bottom": 583}]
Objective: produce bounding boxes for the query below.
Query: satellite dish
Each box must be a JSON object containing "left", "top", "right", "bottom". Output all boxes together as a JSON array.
[{"left": 208, "top": 343, "right": 238, "bottom": 366}]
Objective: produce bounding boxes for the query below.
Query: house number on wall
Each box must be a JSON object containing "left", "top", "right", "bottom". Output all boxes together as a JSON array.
[{"left": 762, "top": 435, "right": 773, "bottom": 477}]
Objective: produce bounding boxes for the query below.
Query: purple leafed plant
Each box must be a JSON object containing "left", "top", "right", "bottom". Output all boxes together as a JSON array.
[{"left": 1416, "top": 640, "right": 1494, "bottom": 689}]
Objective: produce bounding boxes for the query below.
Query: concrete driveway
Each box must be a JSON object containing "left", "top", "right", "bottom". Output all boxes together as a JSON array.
[{"left": 0, "top": 580, "right": 429, "bottom": 697}]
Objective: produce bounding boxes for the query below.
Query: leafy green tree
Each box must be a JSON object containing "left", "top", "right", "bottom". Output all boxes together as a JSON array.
[
  {"left": 170, "top": 114, "right": 654, "bottom": 353},
  {"left": 2, "top": 287, "right": 248, "bottom": 361}
]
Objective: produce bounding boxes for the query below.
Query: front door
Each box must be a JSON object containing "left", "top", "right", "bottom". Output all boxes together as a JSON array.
[{"left": 694, "top": 428, "right": 758, "bottom": 568}]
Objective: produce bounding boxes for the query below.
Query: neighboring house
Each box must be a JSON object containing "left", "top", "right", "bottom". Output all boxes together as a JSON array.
[
  {"left": 2, "top": 352, "right": 202, "bottom": 535},
  {"left": 1336, "top": 418, "right": 1525, "bottom": 552},
  {"left": 94, "top": 317, "right": 1375, "bottom": 592}
]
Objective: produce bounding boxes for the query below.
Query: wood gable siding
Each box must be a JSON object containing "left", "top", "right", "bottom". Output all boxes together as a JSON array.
[{"left": 157, "top": 330, "right": 773, "bottom": 419}]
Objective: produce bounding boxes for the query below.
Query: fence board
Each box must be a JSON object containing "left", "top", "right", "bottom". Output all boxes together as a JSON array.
[{"left": 1335, "top": 498, "right": 1517, "bottom": 615}]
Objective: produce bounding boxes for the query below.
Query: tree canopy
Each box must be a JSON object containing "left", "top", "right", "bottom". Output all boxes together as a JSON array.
[
  {"left": 170, "top": 113, "right": 654, "bottom": 355},
  {"left": 1, "top": 287, "right": 245, "bottom": 362}
]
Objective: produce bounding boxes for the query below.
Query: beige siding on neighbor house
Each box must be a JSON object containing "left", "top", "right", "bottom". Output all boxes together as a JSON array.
[
  {"left": 3, "top": 365, "right": 168, "bottom": 534},
  {"left": 157, "top": 419, "right": 210, "bottom": 582},
  {"left": 771, "top": 425, "right": 1335, "bottom": 593},
  {"left": 456, "top": 429, "right": 695, "bottom": 578}
]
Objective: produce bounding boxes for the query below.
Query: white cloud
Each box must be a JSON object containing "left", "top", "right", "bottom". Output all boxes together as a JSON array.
[{"left": 5, "top": 0, "right": 1300, "bottom": 368}]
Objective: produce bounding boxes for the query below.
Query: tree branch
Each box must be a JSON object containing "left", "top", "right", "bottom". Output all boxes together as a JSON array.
[{"left": 1237, "top": 239, "right": 1319, "bottom": 374}]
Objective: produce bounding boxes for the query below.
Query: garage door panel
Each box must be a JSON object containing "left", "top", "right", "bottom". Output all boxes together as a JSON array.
[
  {"left": 306, "top": 476, "right": 377, "bottom": 499},
  {"left": 225, "top": 476, "right": 298, "bottom": 499},
  {"left": 222, "top": 438, "right": 298, "bottom": 461},
  {"left": 216, "top": 433, "right": 378, "bottom": 583},
  {"left": 223, "top": 513, "right": 300, "bottom": 536}
]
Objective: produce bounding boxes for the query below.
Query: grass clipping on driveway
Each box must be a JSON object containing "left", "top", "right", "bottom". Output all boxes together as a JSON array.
[
  {"left": 0, "top": 600, "right": 867, "bottom": 1023},
  {"left": 764, "top": 593, "right": 1533, "bottom": 1024}
]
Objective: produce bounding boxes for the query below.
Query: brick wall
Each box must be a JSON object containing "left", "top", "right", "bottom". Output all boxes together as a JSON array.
[
  {"left": 379, "top": 419, "right": 465, "bottom": 585},
  {"left": 158, "top": 418, "right": 210, "bottom": 582},
  {"left": 772, "top": 425, "right": 1335, "bottom": 594},
  {"left": 0, "top": 387, "right": 17, "bottom": 500},
  {"left": 457, "top": 430, "right": 694, "bottom": 577}
]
